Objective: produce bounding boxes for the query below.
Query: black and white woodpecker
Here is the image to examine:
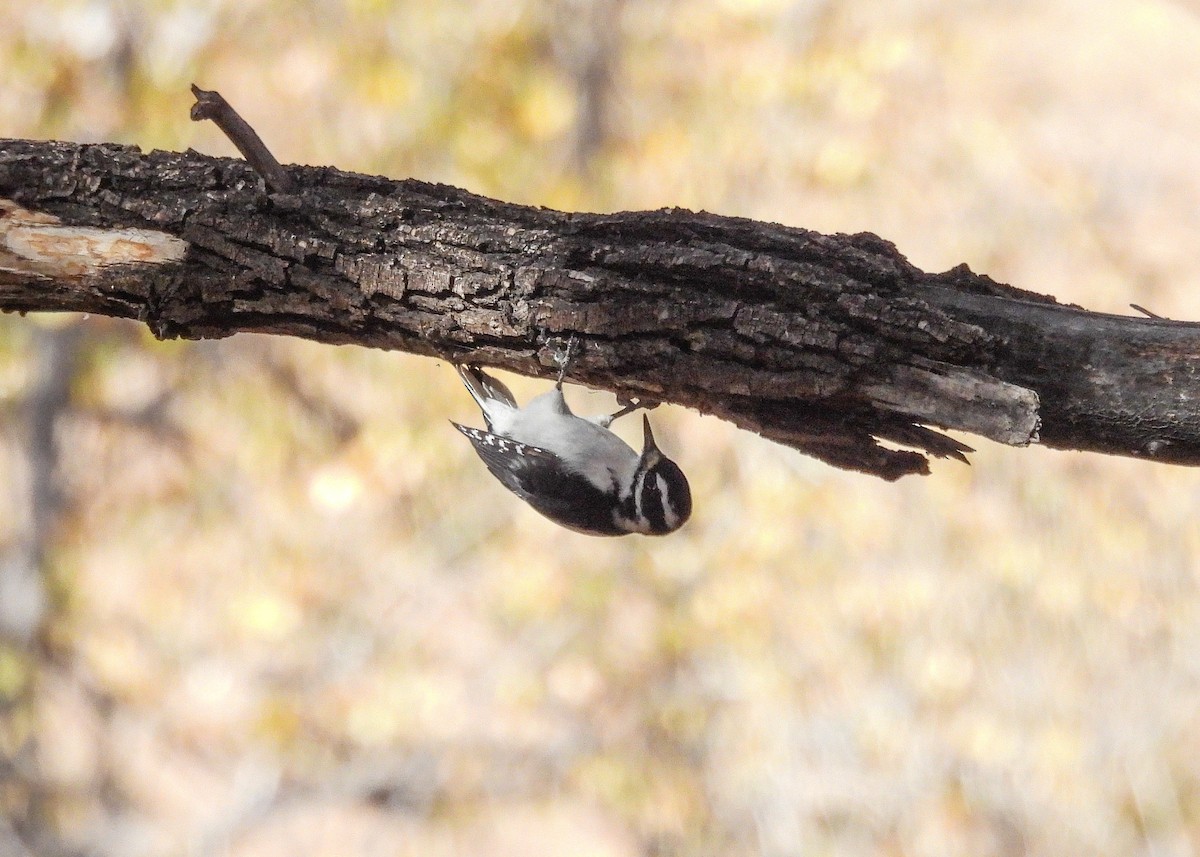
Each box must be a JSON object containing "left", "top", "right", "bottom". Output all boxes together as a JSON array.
[{"left": 451, "top": 342, "right": 692, "bottom": 536}]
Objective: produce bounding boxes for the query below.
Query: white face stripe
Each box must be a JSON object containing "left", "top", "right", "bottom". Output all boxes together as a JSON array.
[
  {"left": 657, "top": 473, "right": 681, "bottom": 529},
  {"left": 629, "top": 470, "right": 678, "bottom": 534}
]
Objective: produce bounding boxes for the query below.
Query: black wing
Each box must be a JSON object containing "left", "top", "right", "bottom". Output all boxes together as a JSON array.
[{"left": 451, "top": 423, "right": 626, "bottom": 536}]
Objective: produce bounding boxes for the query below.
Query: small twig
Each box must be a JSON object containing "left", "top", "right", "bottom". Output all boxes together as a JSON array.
[
  {"left": 1130, "top": 303, "right": 1166, "bottom": 319},
  {"left": 189, "top": 84, "right": 296, "bottom": 194}
]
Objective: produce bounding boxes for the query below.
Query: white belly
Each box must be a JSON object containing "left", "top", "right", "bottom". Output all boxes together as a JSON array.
[{"left": 492, "top": 389, "right": 639, "bottom": 496}]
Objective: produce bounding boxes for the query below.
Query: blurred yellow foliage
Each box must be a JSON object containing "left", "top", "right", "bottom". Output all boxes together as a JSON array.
[
  {"left": 0, "top": 646, "right": 30, "bottom": 699},
  {"left": 3, "top": 1, "right": 1200, "bottom": 856}
]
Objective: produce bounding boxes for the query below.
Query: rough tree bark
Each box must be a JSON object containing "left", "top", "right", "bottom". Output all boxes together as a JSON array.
[{"left": 3, "top": 136, "right": 1200, "bottom": 479}]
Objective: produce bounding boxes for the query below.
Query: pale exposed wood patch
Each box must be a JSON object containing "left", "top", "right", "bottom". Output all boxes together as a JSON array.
[
  {"left": 864, "top": 360, "right": 1041, "bottom": 446},
  {"left": 0, "top": 199, "right": 188, "bottom": 278}
]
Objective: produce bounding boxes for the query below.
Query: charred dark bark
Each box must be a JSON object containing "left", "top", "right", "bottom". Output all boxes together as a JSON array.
[{"left": 2, "top": 137, "right": 1198, "bottom": 479}]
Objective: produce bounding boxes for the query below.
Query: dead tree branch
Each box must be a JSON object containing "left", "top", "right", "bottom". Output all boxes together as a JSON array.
[{"left": 2, "top": 136, "right": 1199, "bottom": 479}]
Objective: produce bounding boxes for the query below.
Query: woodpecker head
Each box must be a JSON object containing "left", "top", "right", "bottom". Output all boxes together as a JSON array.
[{"left": 628, "top": 415, "right": 692, "bottom": 535}]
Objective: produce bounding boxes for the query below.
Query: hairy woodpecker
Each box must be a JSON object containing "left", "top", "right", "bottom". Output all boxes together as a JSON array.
[{"left": 452, "top": 358, "right": 692, "bottom": 537}]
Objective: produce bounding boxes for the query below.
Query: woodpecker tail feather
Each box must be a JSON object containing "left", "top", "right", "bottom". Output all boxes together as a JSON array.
[{"left": 456, "top": 364, "right": 518, "bottom": 421}]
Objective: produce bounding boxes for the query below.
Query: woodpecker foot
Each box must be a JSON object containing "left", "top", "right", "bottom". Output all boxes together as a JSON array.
[
  {"left": 593, "top": 396, "right": 661, "bottom": 428},
  {"left": 550, "top": 333, "right": 579, "bottom": 389}
]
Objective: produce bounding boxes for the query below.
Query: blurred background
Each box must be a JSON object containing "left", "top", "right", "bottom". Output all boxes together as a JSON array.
[{"left": 4, "top": 1, "right": 1200, "bottom": 854}]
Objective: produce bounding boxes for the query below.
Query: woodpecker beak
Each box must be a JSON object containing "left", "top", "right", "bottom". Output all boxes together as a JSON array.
[{"left": 641, "top": 415, "right": 662, "bottom": 461}]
